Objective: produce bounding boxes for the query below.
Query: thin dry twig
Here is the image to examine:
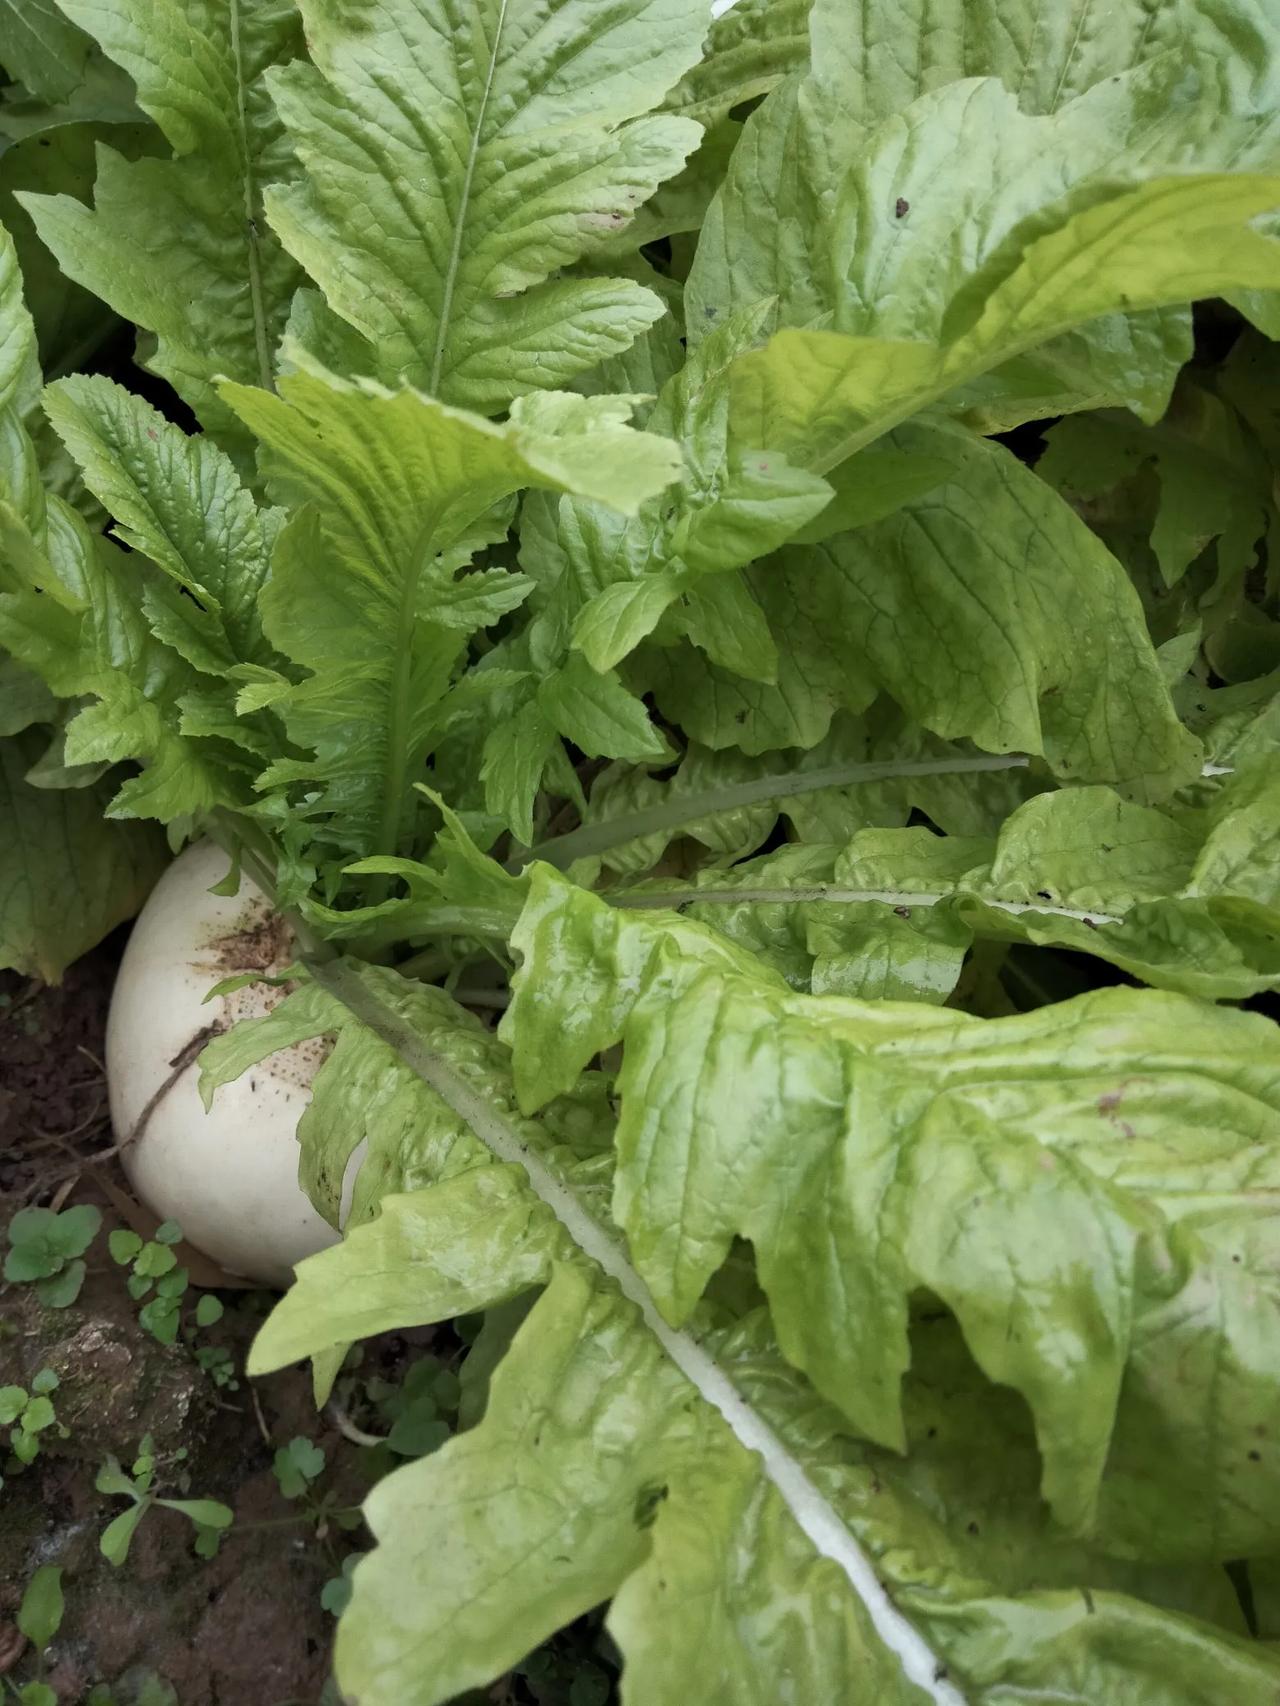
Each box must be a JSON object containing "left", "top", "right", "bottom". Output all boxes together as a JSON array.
[
  {"left": 250, "top": 1383, "right": 274, "bottom": 1448},
  {"left": 121, "top": 1022, "right": 225, "bottom": 1155},
  {"left": 75, "top": 1043, "right": 107, "bottom": 1076}
]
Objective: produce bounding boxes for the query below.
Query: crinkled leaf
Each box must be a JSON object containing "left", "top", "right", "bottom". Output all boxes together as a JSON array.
[
  {"left": 339, "top": 1262, "right": 931, "bottom": 1706},
  {"left": 506, "top": 866, "right": 1280, "bottom": 1553},
  {"left": 267, "top": 0, "right": 706, "bottom": 409},
  {"left": 722, "top": 1309, "right": 1280, "bottom": 1706},
  {"left": 663, "top": 0, "right": 809, "bottom": 128},
  {"left": 44, "top": 375, "right": 278, "bottom": 679},
  {"left": 718, "top": 43, "right": 1280, "bottom": 472},
  {"left": 522, "top": 309, "right": 831, "bottom": 687},
  {"left": 223, "top": 372, "right": 680, "bottom": 865},
  {"left": 0, "top": 507, "right": 249, "bottom": 822},
  {"left": 240, "top": 970, "right": 946, "bottom": 1706},
  {"left": 19, "top": 0, "right": 304, "bottom": 448},
  {"left": 784, "top": 426, "right": 1201, "bottom": 798},
  {"left": 614, "top": 773, "right": 1280, "bottom": 1001}
]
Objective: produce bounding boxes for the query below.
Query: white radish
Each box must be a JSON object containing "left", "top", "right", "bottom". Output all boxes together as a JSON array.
[{"left": 106, "top": 840, "right": 349, "bottom": 1287}]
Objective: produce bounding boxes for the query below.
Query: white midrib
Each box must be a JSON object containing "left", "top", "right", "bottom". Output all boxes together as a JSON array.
[
  {"left": 619, "top": 885, "right": 1121, "bottom": 924},
  {"left": 308, "top": 956, "right": 966, "bottom": 1706},
  {"left": 429, "top": 0, "right": 510, "bottom": 396}
]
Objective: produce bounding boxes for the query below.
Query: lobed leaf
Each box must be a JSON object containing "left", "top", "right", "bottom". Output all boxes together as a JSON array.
[
  {"left": 20, "top": 0, "right": 304, "bottom": 449},
  {"left": 505, "top": 866, "right": 1280, "bottom": 1555},
  {"left": 267, "top": 0, "right": 707, "bottom": 410}
]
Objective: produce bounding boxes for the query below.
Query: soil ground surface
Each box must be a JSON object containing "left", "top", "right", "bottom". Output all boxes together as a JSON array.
[
  {"left": 1, "top": 934, "right": 343, "bottom": 1706},
  {"left": 1, "top": 931, "right": 618, "bottom": 1706}
]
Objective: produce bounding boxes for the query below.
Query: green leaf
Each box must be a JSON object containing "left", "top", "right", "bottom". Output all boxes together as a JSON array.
[
  {"left": 537, "top": 652, "right": 667, "bottom": 764},
  {"left": 237, "top": 959, "right": 955, "bottom": 1703},
  {"left": 94, "top": 1455, "right": 136, "bottom": 1497},
  {"left": 33, "top": 1259, "right": 85, "bottom": 1308},
  {"left": 320, "top": 1559, "right": 357, "bottom": 1618},
  {"left": 133, "top": 1240, "right": 177, "bottom": 1278},
  {"left": 153, "top": 1266, "right": 188, "bottom": 1299},
  {"left": 10, "top": 1427, "right": 40, "bottom": 1465},
  {"left": 0, "top": 214, "right": 39, "bottom": 418},
  {"left": 249, "top": 1174, "right": 565, "bottom": 1377},
  {"left": 0, "top": 656, "right": 58, "bottom": 738},
  {"left": 522, "top": 307, "right": 832, "bottom": 688},
  {"left": 194, "top": 1294, "right": 223, "bottom": 1328},
  {"left": 0, "top": 1, "right": 92, "bottom": 104},
  {"left": 678, "top": 0, "right": 1234, "bottom": 428},
  {"left": 224, "top": 371, "right": 680, "bottom": 865},
  {"left": 480, "top": 703, "right": 562, "bottom": 846},
  {"left": 266, "top": 0, "right": 707, "bottom": 409},
  {"left": 152, "top": 1220, "right": 183, "bottom": 1245},
  {"left": 29, "top": 1368, "right": 58, "bottom": 1395},
  {"left": 385, "top": 1410, "right": 450, "bottom": 1458},
  {"left": 19, "top": 0, "right": 305, "bottom": 447},
  {"left": 0, "top": 477, "right": 252, "bottom": 824},
  {"left": 133, "top": 1679, "right": 179, "bottom": 1706},
  {"left": 138, "top": 1295, "right": 181, "bottom": 1345},
  {"left": 663, "top": 0, "right": 809, "bottom": 128},
  {"left": 506, "top": 866, "right": 1280, "bottom": 1552},
  {"left": 273, "top": 1436, "right": 325, "bottom": 1500},
  {"left": 156, "top": 1496, "right": 234, "bottom": 1530},
  {"left": 717, "top": 49, "right": 1280, "bottom": 472},
  {"left": 46, "top": 1202, "right": 101, "bottom": 1259},
  {"left": 108, "top": 1229, "right": 143, "bottom": 1265},
  {"left": 100, "top": 1500, "right": 148, "bottom": 1567},
  {"left": 570, "top": 574, "right": 685, "bottom": 677},
  {"left": 0, "top": 1386, "right": 28, "bottom": 1424},
  {"left": 17, "top": 1563, "right": 63, "bottom": 1651},
  {"left": 5, "top": 1206, "right": 64, "bottom": 1279},
  {"left": 5, "top": 1203, "right": 100, "bottom": 1281},
  {"left": 782, "top": 426, "right": 1201, "bottom": 799},
  {"left": 0, "top": 111, "right": 156, "bottom": 382},
  {"left": 19, "top": 1683, "right": 58, "bottom": 1706},
  {"left": 17, "top": 1398, "right": 53, "bottom": 1439},
  {"left": 0, "top": 731, "right": 164, "bottom": 979},
  {"left": 720, "top": 1308, "right": 1280, "bottom": 1706},
  {"left": 339, "top": 1262, "right": 932, "bottom": 1706},
  {"left": 623, "top": 772, "right": 1280, "bottom": 1002},
  {"left": 43, "top": 376, "right": 278, "bottom": 679},
  {"left": 1039, "top": 387, "right": 1271, "bottom": 590}
]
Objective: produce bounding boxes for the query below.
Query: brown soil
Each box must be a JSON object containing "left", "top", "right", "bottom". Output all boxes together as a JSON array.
[{"left": 0, "top": 939, "right": 346, "bottom": 1706}]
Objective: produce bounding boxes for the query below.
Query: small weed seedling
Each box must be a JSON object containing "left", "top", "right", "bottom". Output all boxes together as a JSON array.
[
  {"left": 108, "top": 1224, "right": 233, "bottom": 1384},
  {"left": 85, "top": 1681, "right": 178, "bottom": 1706},
  {"left": 273, "top": 1436, "right": 362, "bottom": 1538},
  {"left": 6, "top": 1563, "right": 63, "bottom": 1706},
  {"left": 368, "top": 1356, "right": 460, "bottom": 1460},
  {"left": 4, "top": 1206, "right": 101, "bottom": 1307},
  {"left": 96, "top": 1435, "right": 233, "bottom": 1566},
  {"left": 1, "top": 1371, "right": 66, "bottom": 1487},
  {"left": 272, "top": 1437, "right": 364, "bottom": 1616}
]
